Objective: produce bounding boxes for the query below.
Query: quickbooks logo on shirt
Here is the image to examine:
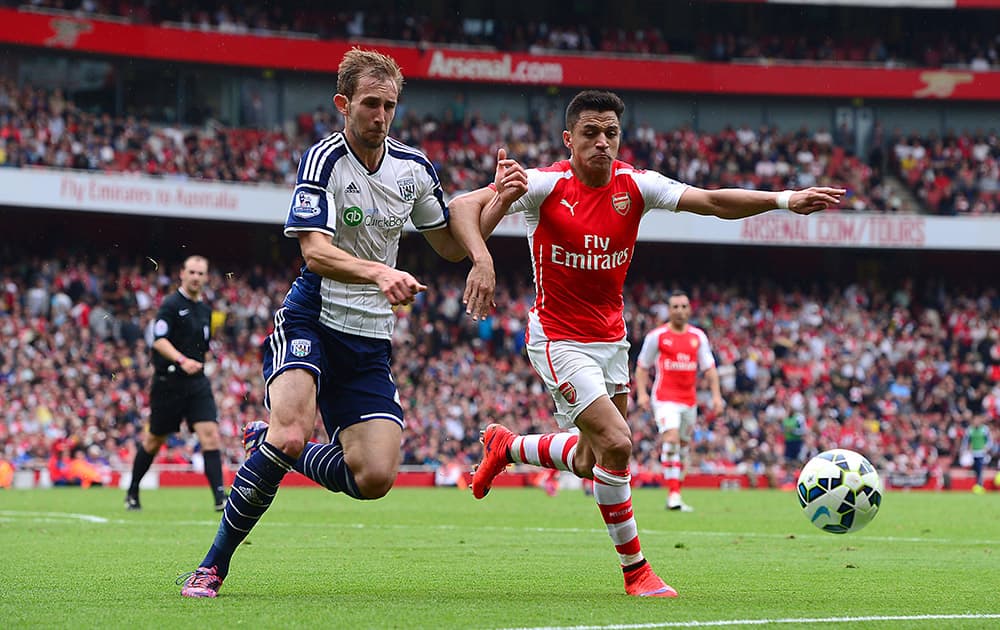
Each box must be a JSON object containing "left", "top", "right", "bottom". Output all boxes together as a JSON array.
[
  {"left": 342, "top": 207, "right": 407, "bottom": 230},
  {"left": 343, "top": 206, "right": 363, "bottom": 226}
]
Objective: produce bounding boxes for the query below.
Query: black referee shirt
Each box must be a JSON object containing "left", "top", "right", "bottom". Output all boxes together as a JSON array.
[{"left": 152, "top": 289, "right": 212, "bottom": 377}]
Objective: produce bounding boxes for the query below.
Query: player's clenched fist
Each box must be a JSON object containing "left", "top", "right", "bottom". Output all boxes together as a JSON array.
[
  {"left": 494, "top": 148, "right": 527, "bottom": 205},
  {"left": 376, "top": 268, "right": 426, "bottom": 306}
]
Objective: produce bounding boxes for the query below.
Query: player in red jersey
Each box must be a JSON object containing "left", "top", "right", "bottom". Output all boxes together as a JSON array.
[
  {"left": 635, "top": 290, "right": 723, "bottom": 512},
  {"left": 449, "top": 90, "right": 844, "bottom": 598}
]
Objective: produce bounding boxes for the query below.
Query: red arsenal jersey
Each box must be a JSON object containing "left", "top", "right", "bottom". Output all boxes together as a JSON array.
[
  {"left": 506, "top": 159, "right": 687, "bottom": 343},
  {"left": 636, "top": 324, "right": 716, "bottom": 405}
]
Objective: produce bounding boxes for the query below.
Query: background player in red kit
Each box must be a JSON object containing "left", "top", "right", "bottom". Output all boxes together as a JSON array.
[
  {"left": 635, "top": 290, "right": 723, "bottom": 512},
  {"left": 449, "top": 90, "right": 844, "bottom": 598}
]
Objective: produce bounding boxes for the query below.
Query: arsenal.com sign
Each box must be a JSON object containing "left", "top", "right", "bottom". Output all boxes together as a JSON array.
[{"left": 426, "top": 51, "right": 564, "bottom": 84}]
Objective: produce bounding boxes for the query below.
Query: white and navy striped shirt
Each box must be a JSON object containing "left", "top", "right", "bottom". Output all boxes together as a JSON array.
[{"left": 282, "top": 132, "right": 448, "bottom": 339}]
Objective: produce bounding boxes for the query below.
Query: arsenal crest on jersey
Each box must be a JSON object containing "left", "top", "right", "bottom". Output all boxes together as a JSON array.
[
  {"left": 397, "top": 177, "right": 416, "bottom": 202},
  {"left": 558, "top": 381, "right": 578, "bottom": 404},
  {"left": 611, "top": 192, "right": 631, "bottom": 215}
]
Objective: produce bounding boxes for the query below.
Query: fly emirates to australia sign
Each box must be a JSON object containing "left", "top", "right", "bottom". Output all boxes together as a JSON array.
[
  {"left": 58, "top": 175, "right": 240, "bottom": 210},
  {"left": 0, "top": 168, "right": 288, "bottom": 223}
]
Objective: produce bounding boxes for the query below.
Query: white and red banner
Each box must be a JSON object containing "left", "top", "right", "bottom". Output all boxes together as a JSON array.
[
  {"left": 7, "top": 168, "right": 1000, "bottom": 250},
  {"left": 0, "top": 168, "right": 288, "bottom": 222},
  {"left": 2, "top": 8, "right": 1000, "bottom": 99}
]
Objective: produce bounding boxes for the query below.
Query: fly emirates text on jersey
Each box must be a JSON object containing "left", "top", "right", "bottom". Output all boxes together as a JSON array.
[{"left": 549, "top": 235, "right": 631, "bottom": 271}]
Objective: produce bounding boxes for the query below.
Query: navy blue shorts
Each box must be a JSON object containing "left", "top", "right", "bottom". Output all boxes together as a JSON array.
[{"left": 261, "top": 307, "right": 404, "bottom": 438}]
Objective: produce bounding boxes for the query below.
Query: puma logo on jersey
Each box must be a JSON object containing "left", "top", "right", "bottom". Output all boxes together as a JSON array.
[
  {"left": 178, "top": 309, "right": 190, "bottom": 316},
  {"left": 559, "top": 199, "right": 579, "bottom": 216},
  {"left": 345, "top": 181, "right": 361, "bottom": 194}
]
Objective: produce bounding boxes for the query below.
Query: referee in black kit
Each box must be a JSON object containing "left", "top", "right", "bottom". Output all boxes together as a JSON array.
[{"left": 126, "top": 255, "right": 227, "bottom": 511}]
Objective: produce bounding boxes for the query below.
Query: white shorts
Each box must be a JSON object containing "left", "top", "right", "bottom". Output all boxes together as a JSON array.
[
  {"left": 526, "top": 339, "right": 630, "bottom": 430},
  {"left": 651, "top": 400, "right": 697, "bottom": 442}
]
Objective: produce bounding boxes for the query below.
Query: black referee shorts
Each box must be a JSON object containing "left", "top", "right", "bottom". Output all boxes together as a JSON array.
[{"left": 149, "top": 374, "right": 218, "bottom": 436}]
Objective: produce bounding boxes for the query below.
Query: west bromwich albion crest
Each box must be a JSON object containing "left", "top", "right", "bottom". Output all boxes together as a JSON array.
[
  {"left": 290, "top": 338, "right": 312, "bottom": 357},
  {"left": 397, "top": 177, "right": 416, "bottom": 202}
]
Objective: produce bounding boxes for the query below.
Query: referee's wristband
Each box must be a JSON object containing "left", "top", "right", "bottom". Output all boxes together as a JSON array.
[
  {"left": 176, "top": 355, "right": 188, "bottom": 366},
  {"left": 776, "top": 190, "right": 794, "bottom": 210}
]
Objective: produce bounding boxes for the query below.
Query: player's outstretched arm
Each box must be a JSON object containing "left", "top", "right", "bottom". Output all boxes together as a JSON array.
[
  {"left": 298, "top": 231, "right": 425, "bottom": 306},
  {"left": 677, "top": 186, "right": 846, "bottom": 219}
]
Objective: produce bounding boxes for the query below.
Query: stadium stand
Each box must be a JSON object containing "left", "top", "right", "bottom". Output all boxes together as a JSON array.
[
  {"left": 891, "top": 129, "right": 1000, "bottom": 215},
  {"left": 0, "top": 79, "right": 923, "bottom": 213}
]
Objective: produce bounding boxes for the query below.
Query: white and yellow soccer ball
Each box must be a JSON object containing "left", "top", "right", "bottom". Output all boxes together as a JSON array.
[{"left": 797, "top": 449, "right": 883, "bottom": 534}]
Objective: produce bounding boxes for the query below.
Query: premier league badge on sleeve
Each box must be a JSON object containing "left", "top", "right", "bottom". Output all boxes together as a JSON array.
[
  {"left": 291, "top": 188, "right": 322, "bottom": 218},
  {"left": 290, "top": 339, "right": 312, "bottom": 358}
]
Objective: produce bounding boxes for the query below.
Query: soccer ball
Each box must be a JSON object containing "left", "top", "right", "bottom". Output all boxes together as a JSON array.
[{"left": 797, "top": 449, "right": 883, "bottom": 534}]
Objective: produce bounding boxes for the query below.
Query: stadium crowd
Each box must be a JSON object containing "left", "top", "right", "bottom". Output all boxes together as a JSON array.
[
  {"left": 1, "top": 78, "right": 921, "bottom": 213},
  {"left": 1, "top": 252, "right": 998, "bottom": 490},
  {"left": 6, "top": 1, "right": 1000, "bottom": 70},
  {"left": 892, "top": 130, "right": 1000, "bottom": 216}
]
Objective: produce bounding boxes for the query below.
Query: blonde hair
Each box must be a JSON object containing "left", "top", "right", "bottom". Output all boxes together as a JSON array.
[{"left": 337, "top": 48, "right": 404, "bottom": 100}]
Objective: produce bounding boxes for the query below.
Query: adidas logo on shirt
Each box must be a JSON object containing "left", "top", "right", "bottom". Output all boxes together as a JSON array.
[{"left": 345, "top": 181, "right": 361, "bottom": 194}]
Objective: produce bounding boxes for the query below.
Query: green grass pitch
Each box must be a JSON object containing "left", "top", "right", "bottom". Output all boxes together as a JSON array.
[{"left": 2, "top": 486, "right": 998, "bottom": 629}]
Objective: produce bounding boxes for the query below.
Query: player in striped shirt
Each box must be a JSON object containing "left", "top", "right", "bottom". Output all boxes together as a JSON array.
[
  {"left": 180, "top": 48, "right": 495, "bottom": 598},
  {"left": 449, "top": 90, "right": 844, "bottom": 598}
]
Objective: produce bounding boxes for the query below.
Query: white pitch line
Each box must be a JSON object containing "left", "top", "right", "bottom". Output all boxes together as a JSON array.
[
  {"left": 0, "top": 510, "right": 109, "bottom": 523},
  {"left": 3, "top": 511, "right": 999, "bottom": 546},
  {"left": 638, "top": 528, "right": 1000, "bottom": 546},
  {"left": 500, "top": 613, "right": 1000, "bottom": 630}
]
